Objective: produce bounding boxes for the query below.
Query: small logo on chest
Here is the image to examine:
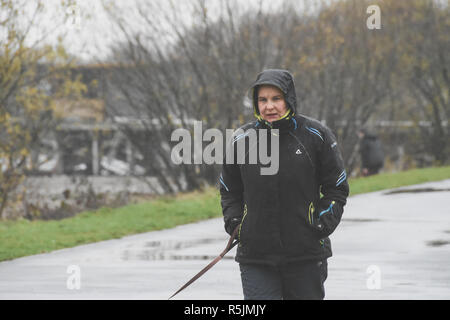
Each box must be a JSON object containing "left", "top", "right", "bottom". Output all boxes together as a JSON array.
[{"left": 295, "top": 149, "right": 302, "bottom": 155}]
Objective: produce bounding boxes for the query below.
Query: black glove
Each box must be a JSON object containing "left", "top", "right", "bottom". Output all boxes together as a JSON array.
[{"left": 225, "top": 217, "right": 242, "bottom": 236}]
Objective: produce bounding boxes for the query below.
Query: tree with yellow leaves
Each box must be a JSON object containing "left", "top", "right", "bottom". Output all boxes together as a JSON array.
[{"left": 0, "top": 0, "right": 85, "bottom": 218}]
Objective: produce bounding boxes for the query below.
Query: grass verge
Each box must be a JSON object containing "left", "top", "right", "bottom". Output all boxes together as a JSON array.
[
  {"left": 1, "top": 166, "right": 449, "bottom": 261},
  {"left": 348, "top": 166, "right": 450, "bottom": 196}
]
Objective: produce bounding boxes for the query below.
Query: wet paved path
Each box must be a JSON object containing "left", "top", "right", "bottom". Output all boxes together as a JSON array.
[{"left": 0, "top": 180, "right": 449, "bottom": 300}]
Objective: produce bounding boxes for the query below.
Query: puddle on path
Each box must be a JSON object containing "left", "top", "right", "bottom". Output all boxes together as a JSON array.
[
  {"left": 384, "top": 188, "right": 450, "bottom": 195},
  {"left": 144, "top": 238, "right": 219, "bottom": 250},
  {"left": 342, "top": 218, "right": 381, "bottom": 223},
  {"left": 426, "top": 240, "right": 450, "bottom": 247},
  {"left": 396, "top": 282, "right": 415, "bottom": 286},
  {"left": 121, "top": 237, "right": 230, "bottom": 261}
]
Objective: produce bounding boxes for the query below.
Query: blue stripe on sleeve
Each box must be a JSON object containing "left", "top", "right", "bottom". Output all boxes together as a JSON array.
[{"left": 306, "top": 126, "right": 324, "bottom": 141}]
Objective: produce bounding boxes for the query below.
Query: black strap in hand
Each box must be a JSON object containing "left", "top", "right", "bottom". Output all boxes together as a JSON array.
[{"left": 168, "top": 225, "right": 239, "bottom": 300}]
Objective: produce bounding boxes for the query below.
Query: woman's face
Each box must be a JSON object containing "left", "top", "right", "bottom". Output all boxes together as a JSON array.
[{"left": 257, "top": 85, "right": 288, "bottom": 123}]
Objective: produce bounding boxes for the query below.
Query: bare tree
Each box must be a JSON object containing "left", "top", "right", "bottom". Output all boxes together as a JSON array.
[
  {"left": 281, "top": 0, "right": 398, "bottom": 173},
  {"left": 103, "top": 0, "right": 449, "bottom": 192},
  {"left": 400, "top": 0, "right": 449, "bottom": 164},
  {"left": 103, "top": 0, "right": 288, "bottom": 192}
]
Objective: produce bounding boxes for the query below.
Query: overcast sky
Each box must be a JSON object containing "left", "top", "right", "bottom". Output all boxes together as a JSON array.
[
  {"left": 13, "top": 0, "right": 450, "bottom": 64},
  {"left": 20, "top": 0, "right": 310, "bottom": 64}
]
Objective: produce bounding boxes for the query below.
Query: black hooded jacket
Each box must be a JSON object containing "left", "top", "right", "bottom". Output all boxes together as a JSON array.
[{"left": 220, "top": 69, "right": 350, "bottom": 266}]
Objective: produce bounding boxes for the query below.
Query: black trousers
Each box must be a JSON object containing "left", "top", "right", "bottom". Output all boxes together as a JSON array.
[{"left": 239, "top": 259, "right": 328, "bottom": 300}]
